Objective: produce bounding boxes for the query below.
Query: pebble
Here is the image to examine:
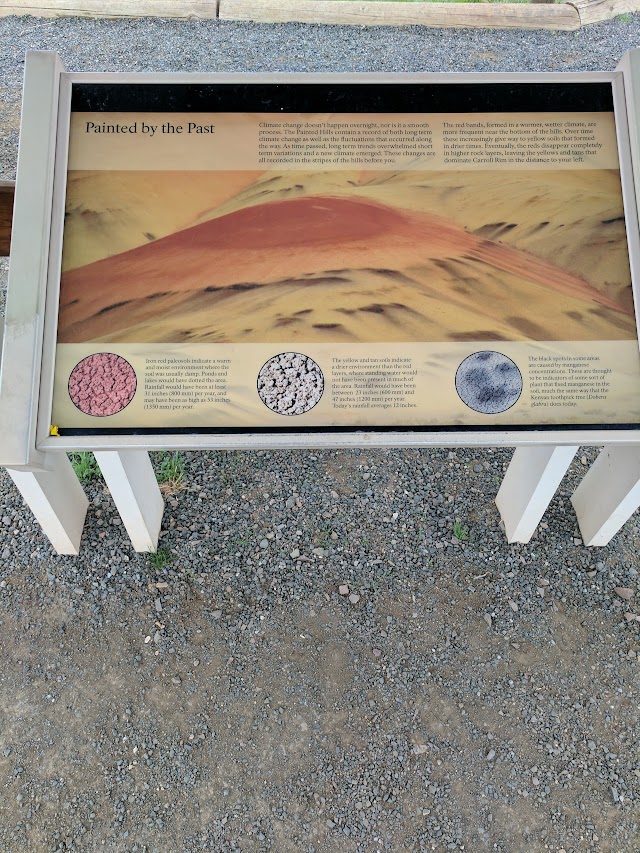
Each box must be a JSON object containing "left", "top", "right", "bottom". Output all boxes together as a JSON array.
[
  {"left": 339, "top": 584, "right": 349, "bottom": 596},
  {"left": 614, "top": 587, "right": 634, "bottom": 600},
  {"left": 348, "top": 593, "right": 360, "bottom": 604}
]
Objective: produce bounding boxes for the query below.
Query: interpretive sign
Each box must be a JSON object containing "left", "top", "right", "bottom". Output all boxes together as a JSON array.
[
  {"left": 50, "top": 79, "right": 640, "bottom": 437},
  {"left": 3, "top": 54, "right": 640, "bottom": 467}
]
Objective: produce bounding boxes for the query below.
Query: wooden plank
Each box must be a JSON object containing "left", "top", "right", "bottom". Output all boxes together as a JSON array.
[
  {"left": 219, "top": 0, "right": 581, "bottom": 29},
  {"left": 5, "top": 0, "right": 638, "bottom": 28},
  {"left": 571, "top": 0, "right": 640, "bottom": 25},
  {"left": 0, "top": 0, "right": 218, "bottom": 19},
  {"left": 0, "top": 181, "right": 14, "bottom": 258}
]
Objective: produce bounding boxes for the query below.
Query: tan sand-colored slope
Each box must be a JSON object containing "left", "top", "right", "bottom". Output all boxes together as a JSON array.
[
  {"left": 58, "top": 194, "right": 635, "bottom": 345},
  {"left": 61, "top": 170, "right": 263, "bottom": 271}
]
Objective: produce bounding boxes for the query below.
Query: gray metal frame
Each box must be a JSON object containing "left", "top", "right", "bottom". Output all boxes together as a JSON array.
[{"left": 3, "top": 53, "right": 640, "bottom": 463}]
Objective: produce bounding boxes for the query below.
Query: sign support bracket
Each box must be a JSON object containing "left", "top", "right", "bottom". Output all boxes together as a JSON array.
[
  {"left": 571, "top": 445, "right": 640, "bottom": 545},
  {"left": 6, "top": 453, "right": 88, "bottom": 555},
  {"left": 495, "top": 445, "right": 579, "bottom": 543},
  {"left": 93, "top": 450, "right": 165, "bottom": 553}
]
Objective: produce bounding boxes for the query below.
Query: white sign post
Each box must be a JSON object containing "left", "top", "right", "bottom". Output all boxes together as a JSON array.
[
  {"left": 571, "top": 445, "right": 640, "bottom": 545},
  {"left": 6, "top": 454, "right": 89, "bottom": 555},
  {"left": 496, "top": 445, "right": 579, "bottom": 543}
]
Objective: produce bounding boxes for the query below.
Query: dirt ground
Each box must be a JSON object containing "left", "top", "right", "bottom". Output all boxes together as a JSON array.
[{"left": 0, "top": 447, "right": 639, "bottom": 852}]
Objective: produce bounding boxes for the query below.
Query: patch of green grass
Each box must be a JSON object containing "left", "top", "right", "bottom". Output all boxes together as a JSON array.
[
  {"left": 182, "top": 565, "right": 197, "bottom": 584},
  {"left": 156, "top": 452, "right": 186, "bottom": 496},
  {"left": 452, "top": 520, "right": 470, "bottom": 542},
  {"left": 69, "top": 452, "right": 100, "bottom": 483},
  {"left": 314, "top": 526, "right": 333, "bottom": 548},
  {"left": 232, "top": 532, "right": 252, "bottom": 552},
  {"left": 618, "top": 12, "right": 633, "bottom": 22},
  {"left": 148, "top": 548, "right": 172, "bottom": 569},
  {"left": 212, "top": 451, "right": 241, "bottom": 488}
]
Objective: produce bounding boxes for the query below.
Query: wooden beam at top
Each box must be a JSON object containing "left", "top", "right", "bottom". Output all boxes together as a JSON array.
[
  {"left": 0, "top": 0, "right": 218, "bottom": 19},
  {"left": 218, "top": 0, "right": 581, "bottom": 30},
  {"left": 570, "top": 0, "right": 640, "bottom": 25}
]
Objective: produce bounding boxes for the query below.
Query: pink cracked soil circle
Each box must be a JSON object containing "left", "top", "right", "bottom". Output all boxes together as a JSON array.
[{"left": 68, "top": 353, "right": 137, "bottom": 417}]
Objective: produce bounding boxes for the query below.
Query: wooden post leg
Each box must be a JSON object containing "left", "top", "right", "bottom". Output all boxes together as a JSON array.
[
  {"left": 495, "top": 445, "right": 579, "bottom": 543},
  {"left": 94, "top": 450, "right": 164, "bottom": 553},
  {"left": 6, "top": 452, "right": 88, "bottom": 555},
  {"left": 571, "top": 446, "right": 640, "bottom": 546}
]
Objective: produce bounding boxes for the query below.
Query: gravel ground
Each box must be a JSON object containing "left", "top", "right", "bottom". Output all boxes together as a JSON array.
[{"left": 1, "top": 14, "right": 640, "bottom": 853}]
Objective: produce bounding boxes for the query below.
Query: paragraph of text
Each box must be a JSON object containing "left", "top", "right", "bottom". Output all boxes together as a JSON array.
[
  {"left": 258, "top": 121, "right": 433, "bottom": 166},
  {"left": 143, "top": 358, "right": 230, "bottom": 411},
  {"left": 442, "top": 119, "right": 600, "bottom": 166},
  {"left": 331, "top": 357, "right": 418, "bottom": 411},
  {"left": 529, "top": 355, "right": 611, "bottom": 408}
]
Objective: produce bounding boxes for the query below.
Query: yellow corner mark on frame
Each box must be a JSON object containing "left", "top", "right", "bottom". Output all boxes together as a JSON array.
[{"left": 49, "top": 425, "right": 59, "bottom": 436}]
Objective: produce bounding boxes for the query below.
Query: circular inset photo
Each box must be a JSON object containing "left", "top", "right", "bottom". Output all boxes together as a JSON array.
[
  {"left": 68, "top": 353, "right": 137, "bottom": 417},
  {"left": 455, "top": 351, "right": 522, "bottom": 414},
  {"left": 257, "top": 352, "right": 324, "bottom": 416}
]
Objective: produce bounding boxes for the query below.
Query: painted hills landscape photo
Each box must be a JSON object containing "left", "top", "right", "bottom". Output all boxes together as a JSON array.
[{"left": 57, "top": 168, "right": 637, "bottom": 345}]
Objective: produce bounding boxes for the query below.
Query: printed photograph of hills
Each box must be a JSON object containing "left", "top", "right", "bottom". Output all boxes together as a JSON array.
[{"left": 57, "top": 168, "right": 637, "bottom": 345}]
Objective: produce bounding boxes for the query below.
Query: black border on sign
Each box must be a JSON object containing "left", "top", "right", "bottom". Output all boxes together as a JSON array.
[
  {"left": 58, "top": 423, "right": 637, "bottom": 437},
  {"left": 71, "top": 81, "right": 615, "bottom": 114},
  {"left": 59, "top": 78, "right": 640, "bottom": 437}
]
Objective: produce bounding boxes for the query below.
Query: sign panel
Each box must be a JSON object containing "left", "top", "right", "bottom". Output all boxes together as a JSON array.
[{"left": 48, "top": 80, "right": 640, "bottom": 436}]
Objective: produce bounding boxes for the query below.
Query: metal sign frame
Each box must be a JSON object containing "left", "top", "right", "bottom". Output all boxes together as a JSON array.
[{"left": 3, "top": 51, "right": 640, "bottom": 467}]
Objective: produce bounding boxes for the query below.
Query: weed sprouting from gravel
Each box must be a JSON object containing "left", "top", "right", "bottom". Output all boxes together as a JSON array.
[
  {"left": 155, "top": 451, "right": 186, "bottom": 496},
  {"left": 452, "top": 520, "right": 470, "bottom": 542},
  {"left": 69, "top": 451, "right": 101, "bottom": 483},
  {"left": 148, "top": 547, "right": 172, "bottom": 569}
]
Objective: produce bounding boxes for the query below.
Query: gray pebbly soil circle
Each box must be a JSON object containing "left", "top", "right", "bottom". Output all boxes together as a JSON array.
[
  {"left": 456, "top": 351, "right": 523, "bottom": 414},
  {"left": 258, "top": 352, "right": 324, "bottom": 415}
]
